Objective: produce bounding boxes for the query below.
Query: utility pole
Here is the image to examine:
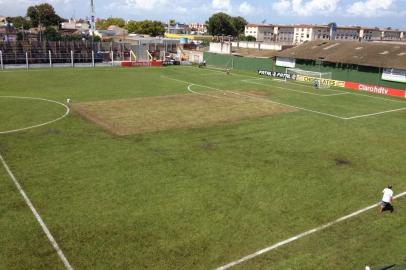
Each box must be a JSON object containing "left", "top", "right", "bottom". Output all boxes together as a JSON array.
[{"left": 90, "top": 0, "right": 96, "bottom": 48}]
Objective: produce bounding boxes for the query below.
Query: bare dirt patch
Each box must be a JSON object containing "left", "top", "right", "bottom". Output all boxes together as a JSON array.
[
  {"left": 335, "top": 158, "right": 351, "bottom": 166},
  {"left": 72, "top": 92, "right": 297, "bottom": 135}
]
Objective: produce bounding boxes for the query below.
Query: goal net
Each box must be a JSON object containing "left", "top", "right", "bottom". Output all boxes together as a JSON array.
[
  {"left": 203, "top": 54, "right": 234, "bottom": 73},
  {"left": 286, "top": 68, "right": 332, "bottom": 88}
]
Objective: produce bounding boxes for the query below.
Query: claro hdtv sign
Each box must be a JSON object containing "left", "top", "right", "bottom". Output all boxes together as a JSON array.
[{"left": 345, "top": 82, "right": 406, "bottom": 99}]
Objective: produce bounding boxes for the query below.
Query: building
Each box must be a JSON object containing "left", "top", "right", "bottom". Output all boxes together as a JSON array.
[
  {"left": 0, "top": 24, "right": 17, "bottom": 42},
  {"left": 60, "top": 19, "right": 90, "bottom": 33},
  {"left": 361, "top": 27, "right": 383, "bottom": 41},
  {"left": 0, "top": 16, "right": 6, "bottom": 27},
  {"left": 166, "top": 23, "right": 191, "bottom": 35},
  {"left": 245, "top": 23, "right": 405, "bottom": 44},
  {"left": 188, "top": 23, "right": 207, "bottom": 34}
]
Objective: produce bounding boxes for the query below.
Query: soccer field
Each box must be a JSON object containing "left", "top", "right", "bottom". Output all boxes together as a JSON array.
[{"left": 1, "top": 66, "right": 406, "bottom": 270}]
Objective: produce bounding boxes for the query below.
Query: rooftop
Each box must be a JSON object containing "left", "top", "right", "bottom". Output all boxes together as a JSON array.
[
  {"left": 275, "top": 40, "right": 406, "bottom": 70},
  {"left": 246, "top": 24, "right": 405, "bottom": 32}
]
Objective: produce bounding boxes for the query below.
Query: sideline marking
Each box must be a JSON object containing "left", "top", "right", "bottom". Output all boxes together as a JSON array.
[
  {"left": 343, "top": 107, "right": 406, "bottom": 120},
  {"left": 0, "top": 96, "right": 70, "bottom": 134},
  {"left": 0, "top": 153, "right": 74, "bottom": 270},
  {"left": 216, "top": 191, "right": 406, "bottom": 270}
]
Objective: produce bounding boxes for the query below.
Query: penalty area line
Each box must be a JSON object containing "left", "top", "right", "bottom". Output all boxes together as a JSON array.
[
  {"left": 162, "top": 75, "right": 346, "bottom": 120},
  {"left": 0, "top": 153, "right": 74, "bottom": 270},
  {"left": 215, "top": 191, "right": 406, "bottom": 270},
  {"left": 343, "top": 107, "right": 406, "bottom": 120}
]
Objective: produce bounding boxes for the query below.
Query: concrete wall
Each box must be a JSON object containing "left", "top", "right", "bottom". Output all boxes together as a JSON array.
[
  {"left": 209, "top": 42, "right": 232, "bottom": 54},
  {"left": 181, "top": 50, "right": 204, "bottom": 63},
  {"left": 231, "top": 41, "right": 283, "bottom": 51}
]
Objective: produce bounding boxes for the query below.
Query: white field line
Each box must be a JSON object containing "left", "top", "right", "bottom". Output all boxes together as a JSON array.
[
  {"left": 343, "top": 107, "right": 406, "bottom": 120},
  {"left": 216, "top": 191, "right": 406, "bottom": 270},
  {"left": 163, "top": 75, "right": 346, "bottom": 120},
  {"left": 247, "top": 77, "right": 406, "bottom": 104},
  {"left": 0, "top": 153, "right": 74, "bottom": 270},
  {"left": 0, "top": 96, "right": 70, "bottom": 135},
  {"left": 247, "top": 77, "right": 345, "bottom": 94},
  {"left": 187, "top": 84, "right": 224, "bottom": 99},
  {"left": 164, "top": 75, "right": 406, "bottom": 120},
  {"left": 194, "top": 68, "right": 406, "bottom": 104},
  {"left": 241, "top": 79, "right": 349, "bottom": 97}
]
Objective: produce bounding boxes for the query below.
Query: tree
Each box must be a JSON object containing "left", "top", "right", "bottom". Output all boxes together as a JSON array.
[
  {"left": 27, "top": 3, "right": 61, "bottom": 27},
  {"left": 125, "top": 20, "right": 138, "bottom": 33},
  {"left": 206, "top": 12, "right": 236, "bottom": 37},
  {"left": 96, "top": 17, "right": 125, "bottom": 30},
  {"left": 43, "top": 27, "right": 61, "bottom": 41},
  {"left": 6, "top": 16, "right": 32, "bottom": 30},
  {"left": 239, "top": 34, "right": 256, "bottom": 41},
  {"left": 125, "top": 20, "right": 165, "bottom": 37},
  {"left": 230, "top": 16, "right": 248, "bottom": 36}
]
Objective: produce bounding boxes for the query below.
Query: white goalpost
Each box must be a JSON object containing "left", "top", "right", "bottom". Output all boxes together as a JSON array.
[
  {"left": 206, "top": 57, "right": 234, "bottom": 73},
  {"left": 286, "top": 68, "right": 333, "bottom": 88}
]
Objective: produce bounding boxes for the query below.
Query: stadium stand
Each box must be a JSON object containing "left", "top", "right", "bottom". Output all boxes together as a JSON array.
[{"left": 0, "top": 41, "right": 133, "bottom": 65}]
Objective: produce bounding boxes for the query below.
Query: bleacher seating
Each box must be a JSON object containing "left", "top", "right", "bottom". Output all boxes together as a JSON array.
[{"left": 0, "top": 41, "right": 132, "bottom": 64}]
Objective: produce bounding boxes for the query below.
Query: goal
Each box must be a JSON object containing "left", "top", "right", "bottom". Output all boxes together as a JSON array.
[
  {"left": 286, "top": 68, "right": 332, "bottom": 88},
  {"left": 205, "top": 57, "right": 234, "bottom": 73}
]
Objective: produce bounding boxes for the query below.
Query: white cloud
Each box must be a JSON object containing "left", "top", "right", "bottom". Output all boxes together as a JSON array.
[
  {"left": 272, "top": 0, "right": 292, "bottom": 13},
  {"left": 347, "top": 0, "right": 395, "bottom": 17},
  {"left": 238, "top": 1, "right": 255, "bottom": 15},
  {"left": 124, "top": 0, "right": 168, "bottom": 11},
  {"left": 272, "top": 0, "right": 340, "bottom": 16},
  {"left": 211, "top": 0, "right": 232, "bottom": 12}
]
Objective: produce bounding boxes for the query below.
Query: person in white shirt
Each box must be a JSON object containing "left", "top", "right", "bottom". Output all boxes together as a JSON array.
[{"left": 380, "top": 185, "right": 394, "bottom": 213}]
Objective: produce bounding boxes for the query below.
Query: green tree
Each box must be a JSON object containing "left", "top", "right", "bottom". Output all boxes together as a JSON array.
[
  {"left": 6, "top": 16, "right": 32, "bottom": 30},
  {"left": 43, "top": 27, "right": 61, "bottom": 41},
  {"left": 124, "top": 20, "right": 165, "bottom": 36},
  {"left": 27, "top": 3, "right": 61, "bottom": 27},
  {"left": 206, "top": 12, "right": 236, "bottom": 37},
  {"left": 239, "top": 34, "right": 256, "bottom": 41},
  {"left": 96, "top": 17, "right": 125, "bottom": 30},
  {"left": 230, "top": 16, "right": 248, "bottom": 36},
  {"left": 125, "top": 20, "right": 138, "bottom": 33}
]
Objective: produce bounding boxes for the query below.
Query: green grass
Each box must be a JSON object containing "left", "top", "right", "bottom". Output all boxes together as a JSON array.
[{"left": 1, "top": 66, "right": 406, "bottom": 270}]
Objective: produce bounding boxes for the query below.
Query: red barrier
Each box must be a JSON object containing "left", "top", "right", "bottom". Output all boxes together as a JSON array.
[
  {"left": 120, "top": 61, "right": 163, "bottom": 67},
  {"left": 344, "top": 81, "right": 406, "bottom": 98}
]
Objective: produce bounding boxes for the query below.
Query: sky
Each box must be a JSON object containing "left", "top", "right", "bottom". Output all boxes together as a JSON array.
[{"left": 1, "top": 0, "right": 406, "bottom": 29}]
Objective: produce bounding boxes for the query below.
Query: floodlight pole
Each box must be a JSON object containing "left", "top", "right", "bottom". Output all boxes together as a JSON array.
[
  {"left": 25, "top": 52, "right": 29, "bottom": 69},
  {"left": 0, "top": 50, "right": 3, "bottom": 70},
  {"left": 92, "top": 50, "right": 95, "bottom": 67},
  {"left": 111, "top": 50, "right": 114, "bottom": 66},
  {"left": 90, "top": 0, "right": 96, "bottom": 50},
  {"left": 49, "top": 50, "right": 52, "bottom": 68}
]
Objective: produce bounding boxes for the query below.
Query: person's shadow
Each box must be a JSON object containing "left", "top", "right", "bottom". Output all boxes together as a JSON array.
[{"left": 382, "top": 204, "right": 394, "bottom": 213}]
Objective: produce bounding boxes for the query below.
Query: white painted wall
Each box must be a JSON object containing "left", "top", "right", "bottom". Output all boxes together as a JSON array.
[
  {"left": 231, "top": 42, "right": 282, "bottom": 51},
  {"left": 181, "top": 50, "right": 204, "bottom": 63},
  {"left": 209, "top": 42, "right": 232, "bottom": 54}
]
